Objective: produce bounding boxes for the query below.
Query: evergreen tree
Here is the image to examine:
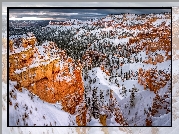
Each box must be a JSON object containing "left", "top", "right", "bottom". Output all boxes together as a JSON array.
[
  {"left": 129, "top": 85, "right": 138, "bottom": 107},
  {"left": 126, "top": 55, "right": 129, "bottom": 63},
  {"left": 92, "top": 88, "right": 99, "bottom": 119},
  {"left": 99, "top": 90, "right": 104, "bottom": 106},
  {"left": 140, "top": 57, "right": 142, "bottom": 62},
  {"left": 128, "top": 70, "right": 131, "bottom": 79},
  {"left": 121, "top": 85, "right": 127, "bottom": 97}
]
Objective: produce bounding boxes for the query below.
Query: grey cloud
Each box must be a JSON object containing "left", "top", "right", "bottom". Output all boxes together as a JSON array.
[{"left": 8, "top": 7, "right": 171, "bottom": 21}]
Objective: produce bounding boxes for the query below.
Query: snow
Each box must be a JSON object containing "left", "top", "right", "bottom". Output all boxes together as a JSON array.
[
  {"left": 83, "top": 65, "right": 170, "bottom": 126},
  {"left": 152, "top": 113, "right": 171, "bottom": 126},
  {"left": 7, "top": 12, "right": 172, "bottom": 127},
  {"left": 114, "top": 37, "right": 130, "bottom": 45},
  {"left": 56, "top": 74, "right": 72, "bottom": 82},
  {"left": 88, "top": 117, "right": 103, "bottom": 126},
  {"left": 152, "top": 19, "right": 171, "bottom": 27},
  {"left": 59, "top": 60, "right": 64, "bottom": 70},
  {"left": 14, "top": 67, "right": 28, "bottom": 74},
  {"left": 9, "top": 80, "right": 76, "bottom": 126}
]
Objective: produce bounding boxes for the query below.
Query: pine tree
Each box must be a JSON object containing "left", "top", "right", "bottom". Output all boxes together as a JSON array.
[
  {"left": 130, "top": 91, "right": 135, "bottom": 107},
  {"left": 121, "top": 85, "right": 127, "bottom": 96},
  {"left": 140, "top": 57, "right": 142, "bottom": 62},
  {"left": 127, "top": 56, "right": 130, "bottom": 63},
  {"left": 92, "top": 88, "right": 99, "bottom": 119},
  {"left": 128, "top": 70, "right": 131, "bottom": 79},
  {"left": 99, "top": 90, "right": 104, "bottom": 106},
  {"left": 129, "top": 85, "right": 138, "bottom": 107},
  {"left": 126, "top": 72, "right": 129, "bottom": 80}
]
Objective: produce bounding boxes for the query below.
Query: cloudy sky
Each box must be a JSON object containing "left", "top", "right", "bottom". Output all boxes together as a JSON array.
[
  {"left": 2, "top": 2, "right": 175, "bottom": 21},
  {"left": 8, "top": 8, "right": 171, "bottom": 21}
]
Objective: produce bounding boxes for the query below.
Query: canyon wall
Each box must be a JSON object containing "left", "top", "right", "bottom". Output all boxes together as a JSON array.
[{"left": 9, "top": 37, "right": 87, "bottom": 125}]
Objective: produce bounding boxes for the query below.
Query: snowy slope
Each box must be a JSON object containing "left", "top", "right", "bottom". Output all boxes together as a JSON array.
[
  {"left": 83, "top": 66, "right": 171, "bottom": 126},
  {"left": 8, "top": 80, "right": 76, "bottom": 126}
]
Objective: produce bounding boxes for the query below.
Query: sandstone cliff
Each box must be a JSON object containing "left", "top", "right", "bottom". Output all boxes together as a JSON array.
[{"left": 9, "top": 36, "right": 86, "bottom": 125}]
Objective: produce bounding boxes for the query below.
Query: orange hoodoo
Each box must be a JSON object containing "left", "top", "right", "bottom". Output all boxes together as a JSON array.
[
  {"left": 9, "top": 36, "right": 87, "bottom": 125},
  {"left": 138, "top": 68, "right": 170, "bottom": 93}
]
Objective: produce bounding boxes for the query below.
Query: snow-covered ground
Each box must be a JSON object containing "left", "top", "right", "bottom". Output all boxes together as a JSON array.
[
  {"left": 6, "top": 13, "right": 172, "bottom": 127},
  {"left": 8, "top": 80, "right": 76, "bottom": 126},
  {"left": 83, "top": 66, "right": 171, "bottom": 126}
]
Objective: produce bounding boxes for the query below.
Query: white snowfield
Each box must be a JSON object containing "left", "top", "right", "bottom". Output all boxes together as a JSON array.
[{"left": 8, "top": 81, "right": 76, "bottom": 126}]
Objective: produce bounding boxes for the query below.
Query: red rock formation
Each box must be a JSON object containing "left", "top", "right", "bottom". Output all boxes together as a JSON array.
[
  {"left": 127, "top": 14, "right": 171, "bottom": 58},
  {"left": 138, "top": 68, "right": 170, "bottom": 93},
  {"left": 151, "top": 91, "right": 171, "bottom": 117},
  {"left": 109, "top": 90, "right": 128, "bottom": 126},
  {"left": 143, "top": 54, "right": 165, "bottom": 65},
  {"left": 100, "top": 65, "right": 110, "bottom": 76},
  {"left": 76, "top": 103, "right": 87, "bottom": 126},
  {"left": 9, "top": 37, "right": 86, "bottom": 125},
  {"left": 146, "top": 113, "right": 152, "bottom": 126}
]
